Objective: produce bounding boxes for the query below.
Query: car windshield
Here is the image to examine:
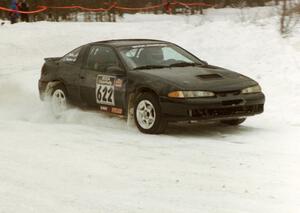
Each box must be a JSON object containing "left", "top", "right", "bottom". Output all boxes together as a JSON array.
[{"left": 118, "top": 44, "right": 204, "bottom": 70}]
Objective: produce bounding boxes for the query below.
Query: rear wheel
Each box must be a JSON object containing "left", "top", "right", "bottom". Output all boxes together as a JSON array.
[
  {"left": 134, "top": 92, "right": 167, "bottom": 134},
  {"left": 51, "top": 84, "right": 68, "bottom": 116},
  {"left": 221, "top": 118, "right": 246, "bottom": 126}
]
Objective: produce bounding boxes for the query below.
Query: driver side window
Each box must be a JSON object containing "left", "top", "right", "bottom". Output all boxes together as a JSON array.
[{"left": 85, "top": 46, "right": 119, "bottom": 71}]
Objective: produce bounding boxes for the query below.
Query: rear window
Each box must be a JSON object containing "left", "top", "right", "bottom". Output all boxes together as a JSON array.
[{"left": 61, "top": 47, "right": 82, "bottom": 63}]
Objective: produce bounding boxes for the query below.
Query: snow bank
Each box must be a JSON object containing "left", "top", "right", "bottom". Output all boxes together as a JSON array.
[{"left": 0, "top": 7, "right": 300, "bottom": 213}]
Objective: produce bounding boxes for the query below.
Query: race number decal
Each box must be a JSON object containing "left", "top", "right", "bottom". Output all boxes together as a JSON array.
[{"left": 96, "top": 75, "right": 115, "bottom": 106}]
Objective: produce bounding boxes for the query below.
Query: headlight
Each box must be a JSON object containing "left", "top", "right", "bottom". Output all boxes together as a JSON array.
[
  {"left": 168, "top": 91, "right": 215, "bottom": 98},
  {"left": 241, "top": 85, "right": 261, "bottom": 94}
]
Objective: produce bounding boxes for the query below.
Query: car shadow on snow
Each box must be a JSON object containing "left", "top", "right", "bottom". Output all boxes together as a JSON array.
[{"left": 165, "top": 122, "right": 261, "bottom": 140}]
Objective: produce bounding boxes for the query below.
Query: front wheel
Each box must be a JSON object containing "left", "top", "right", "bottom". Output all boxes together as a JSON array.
[
  {"left": 221, "top": 118, "right": 246, "bottom": 126},
  {"left": 134, "top": 92, "right": 167, "bottom": 134}
]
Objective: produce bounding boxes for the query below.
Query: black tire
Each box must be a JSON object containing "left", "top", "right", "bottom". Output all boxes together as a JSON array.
[
  {"left": 221, "top": 118, "right": 246, "bottom": 126},
  {"left": 51, "top": 83, "right": 68, "bottom": 115},
  {"left": 51, "top": 83, "right": 65, "bottom": 93},
  {"left": 134, "top": 92, "right": 167, "bottom": 134}
]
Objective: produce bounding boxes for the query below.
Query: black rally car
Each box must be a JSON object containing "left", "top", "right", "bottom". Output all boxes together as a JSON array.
[{"left": 39, "top": 39, "right": 265, "bottom": 134}]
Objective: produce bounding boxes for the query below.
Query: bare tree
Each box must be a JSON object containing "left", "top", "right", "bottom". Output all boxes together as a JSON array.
[{"left": 280, "top": 0, "right": 300, "bottom": 35}]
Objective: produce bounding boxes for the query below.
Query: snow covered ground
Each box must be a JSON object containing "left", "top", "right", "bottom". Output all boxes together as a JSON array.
[{"left": 0, "top": 7, "right": 300, "bottom": 213}]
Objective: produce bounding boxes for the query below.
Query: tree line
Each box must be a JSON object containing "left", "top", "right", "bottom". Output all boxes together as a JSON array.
[
  {"left": 0, "top": 0, "right": 281, "bottom": 22},
  {"left": 0, "top": 0, "right": 271, "bottom": 9}
]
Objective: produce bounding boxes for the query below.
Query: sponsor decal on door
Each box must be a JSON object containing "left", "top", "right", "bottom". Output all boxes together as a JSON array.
[{"left": 111, "top": 107, "right": 123, "bottom": 115}]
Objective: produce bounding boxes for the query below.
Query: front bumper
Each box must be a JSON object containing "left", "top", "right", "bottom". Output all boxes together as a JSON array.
[{"left": 160, "top": 92, "right": 265, "bottom": 122}]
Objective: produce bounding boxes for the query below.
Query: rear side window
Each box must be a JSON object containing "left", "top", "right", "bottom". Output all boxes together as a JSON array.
[
  {"left": 85, "top": 46, "right": 119, "bottom": 71},
  {"left": 61, "top": 47, "right": 81, "bottom": 63}
]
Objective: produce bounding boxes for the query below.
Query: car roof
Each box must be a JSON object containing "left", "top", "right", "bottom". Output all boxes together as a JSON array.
[{"left": 90, "top": 39, "right": 170, "bottom": 47}]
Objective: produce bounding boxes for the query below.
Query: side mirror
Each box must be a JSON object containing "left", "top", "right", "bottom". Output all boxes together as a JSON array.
[{"left": 106, "top": 66, "right": 125, "bottom": 76}]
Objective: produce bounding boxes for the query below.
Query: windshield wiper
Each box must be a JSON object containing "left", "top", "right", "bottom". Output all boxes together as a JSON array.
[
  {"left": 133, "top": 65, "right": 168, "bottom": 70},
  {"left": 168, "top": 62, "right": 203, "bottom": 68}
]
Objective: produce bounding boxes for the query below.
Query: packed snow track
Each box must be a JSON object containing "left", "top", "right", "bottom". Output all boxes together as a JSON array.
[{"left": 0, "top": 8, "right": 300, "bottom": 213}]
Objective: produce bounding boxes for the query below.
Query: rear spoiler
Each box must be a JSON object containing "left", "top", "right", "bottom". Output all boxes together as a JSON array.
[{"left": 44, "top": 57, "right": 61, "bottom": 62}]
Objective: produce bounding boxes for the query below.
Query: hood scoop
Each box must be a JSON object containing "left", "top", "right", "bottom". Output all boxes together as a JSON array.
[{"left": 196, "top": 74, "right": 223, "bottom": 80}]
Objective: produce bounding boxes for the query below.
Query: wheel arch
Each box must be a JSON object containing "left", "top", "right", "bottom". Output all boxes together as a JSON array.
[
  {"left": 45, "top": 80, "right": 66, "bottom": 97},
  {"left": 127, "top": 87, "right": 159, "bottom": 120},
  {"left": 136, "top": 87, "right": 159, "bottom": 97}
]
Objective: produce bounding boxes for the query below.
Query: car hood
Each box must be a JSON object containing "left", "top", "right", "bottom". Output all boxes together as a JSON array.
[{"left": 133, "top": 66, "right": 258, "bottom": 92}]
